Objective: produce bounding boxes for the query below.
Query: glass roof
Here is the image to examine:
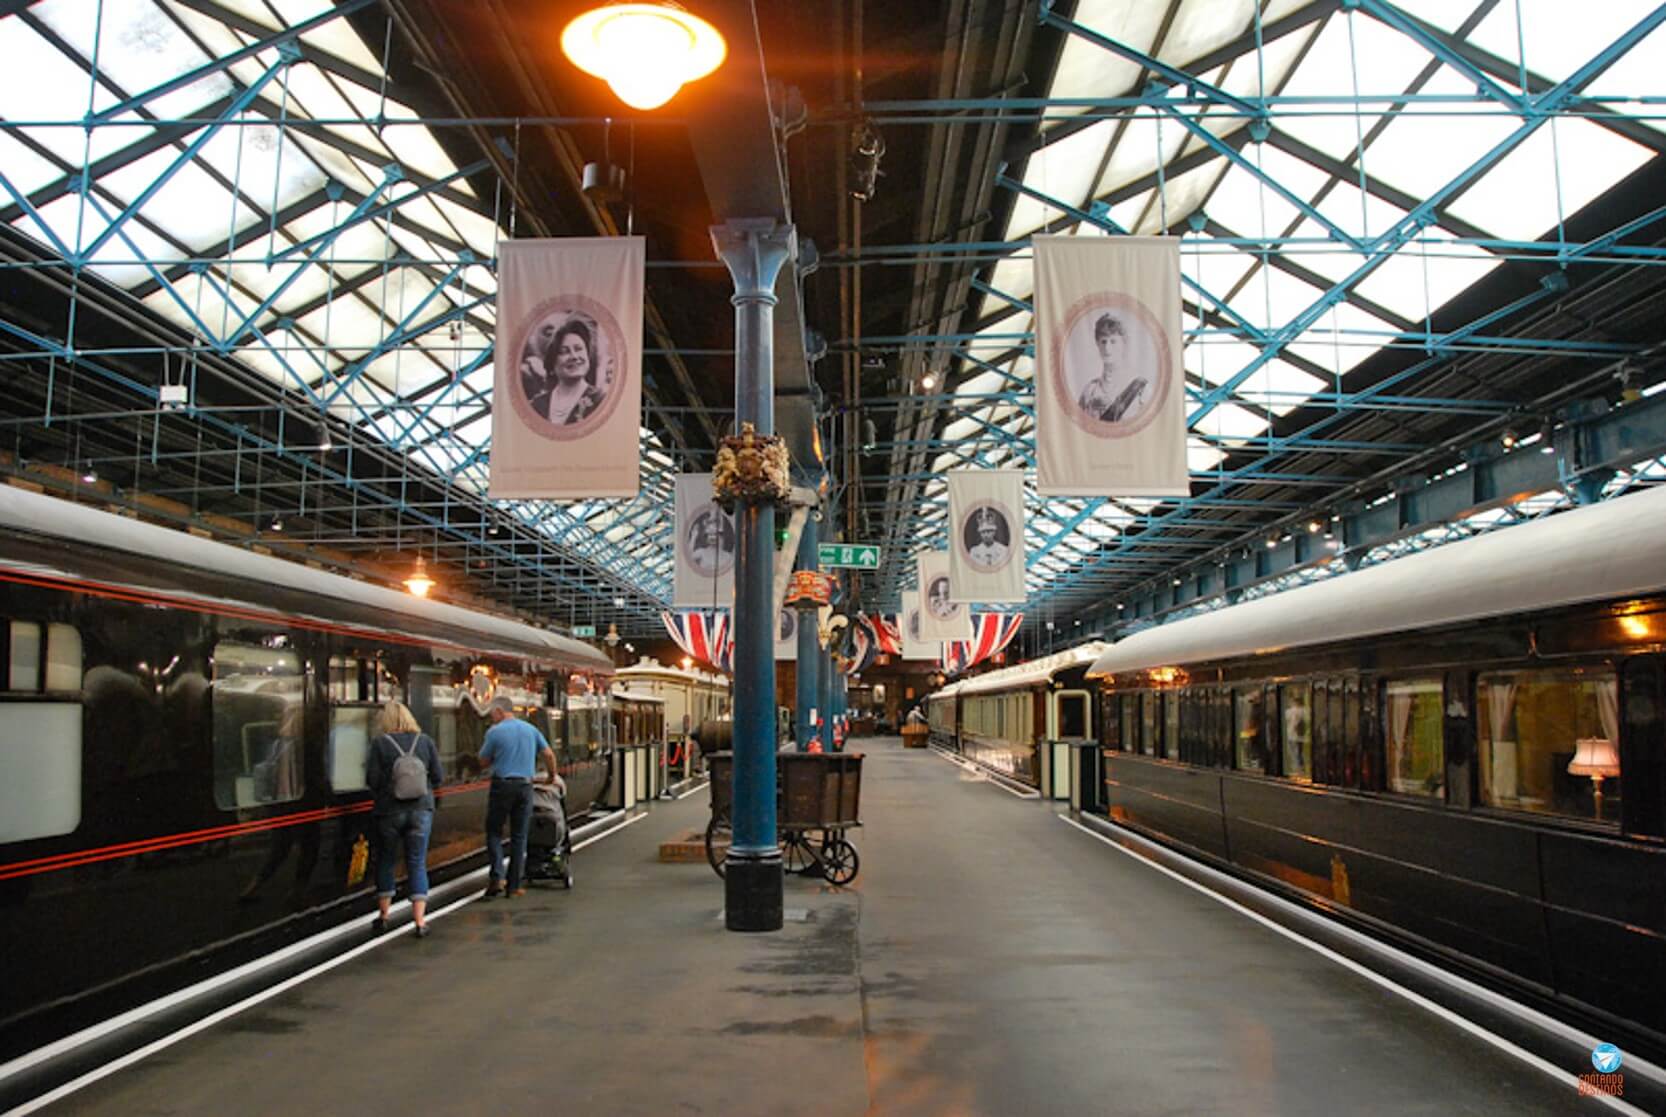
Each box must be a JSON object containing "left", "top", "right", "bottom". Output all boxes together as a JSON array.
[
  {"left": 920, "top": 0, "right": 1666, "bottom": 608},
  {"left": 0, "top": 0, "right": 678, "bottom": 603}
]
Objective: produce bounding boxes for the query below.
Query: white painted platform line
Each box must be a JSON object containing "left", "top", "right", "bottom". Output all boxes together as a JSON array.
[
  {"left": 1058, "top": 814, "right": 1652, "bottom": 1117},
  {"left": 927, "top": 745, "right": 1040, "bottom": 799},
  {"left": 674, "top": 778, "right": 711, "bottom": 801},
  {"left": 1, "top": 811, "right": 647, "bottom": 1116}
]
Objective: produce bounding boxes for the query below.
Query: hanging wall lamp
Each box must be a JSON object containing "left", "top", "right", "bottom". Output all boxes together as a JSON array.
[
  {"left": 404, "top": 554, "right": 436, "bottom": 598},
  {"left": 561, "top": 2, "right": 726, "bottom": 111}
]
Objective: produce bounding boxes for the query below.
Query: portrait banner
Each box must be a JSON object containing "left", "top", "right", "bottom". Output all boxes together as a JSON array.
[
  {"left": 775, "top": 607, "right": 800, "bottom": 661},
  {"left": 900, "top": 596, "right": 941, "bottom": 662},
  {"left": 673, "top": 474, "right": 737, "bottom": 608},
  {"left": 947, "top": 469, "right": 1026, "bottom": 603},
  {"left": 914, "top": 551, "right": 974, "bottom": 642},
  {"left": 1034, "top": 234, "right": 1188, "bottom": 496},
  {"left": 489, "top": 237, "right": 643, "bottom": 499}
]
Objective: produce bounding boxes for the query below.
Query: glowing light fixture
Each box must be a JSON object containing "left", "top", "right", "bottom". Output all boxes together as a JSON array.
[
  {"left": 920, "top": 373, "right": 937, "bottom": 391},
  {"left": 561, "top": 3, "right": 726, "bottom": 111},
  {"left": 404, "top": 554, "right": 436, "bottom": 598}
]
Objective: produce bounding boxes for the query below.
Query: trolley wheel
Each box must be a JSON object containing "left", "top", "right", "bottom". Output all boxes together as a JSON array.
[
  {"left": 821, "top": 837, "right": 859, "bottom": 886},
  {"left": 705, "top": 811, "right": 731, "bottom": 879},
  {"left": 782, "top": 832, "right": 818, "bottom": 876}
]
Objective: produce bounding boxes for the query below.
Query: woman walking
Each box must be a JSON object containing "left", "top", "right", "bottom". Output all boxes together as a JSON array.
[{"left": 365, "top": 700, "right": 444, "bottom": 938}]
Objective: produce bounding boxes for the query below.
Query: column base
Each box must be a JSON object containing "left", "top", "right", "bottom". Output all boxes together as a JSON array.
[{"left": 724, "top": 848, "right": 784, "bottom": 932}]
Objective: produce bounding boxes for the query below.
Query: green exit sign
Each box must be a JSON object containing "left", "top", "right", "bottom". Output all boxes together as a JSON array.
[
  {"left": 572, "top": 624, "right": 597, "bottom": 638},
  {"left": 818, "top": 543, "right": 882, "bottom": 570}
]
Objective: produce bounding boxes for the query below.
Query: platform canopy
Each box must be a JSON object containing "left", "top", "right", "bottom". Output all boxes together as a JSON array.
[{"left": 0, "top": 1, "right": 1663, "bottom": 642}]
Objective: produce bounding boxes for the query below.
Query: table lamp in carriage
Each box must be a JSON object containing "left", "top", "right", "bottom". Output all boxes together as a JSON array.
[{"left": 1567, "top": 738, "right": 1621, "bottom": 819}]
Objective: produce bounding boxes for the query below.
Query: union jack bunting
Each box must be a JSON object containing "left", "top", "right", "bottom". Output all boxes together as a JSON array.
[
  {"left": 870, "top": 614, "right": 902, "bottom": 656},
  {"left": 841, "top": 613, "right": 903, "bottom": 677},
  {"left": 660, "top": 610, "right": 733, "bottom": 673},
  {"left": 940, "top": 612, "right": 1025, "bottom": 675}
]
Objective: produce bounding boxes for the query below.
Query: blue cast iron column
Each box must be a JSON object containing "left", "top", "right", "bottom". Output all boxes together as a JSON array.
[
  {"left": 711, "top": 218, "right": 793, "bottom": 932},
  {"left": 794, "top": 517, "right": 820, "bottom": 752}
]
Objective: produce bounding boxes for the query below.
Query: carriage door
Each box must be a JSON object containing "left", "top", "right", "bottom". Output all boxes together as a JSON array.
[
  {"left": 1052, "top": 690, "right": 1091, "bottom": 800},
  {"left": 1621, "top": 655, "right": 1664, "bottom": 838}
]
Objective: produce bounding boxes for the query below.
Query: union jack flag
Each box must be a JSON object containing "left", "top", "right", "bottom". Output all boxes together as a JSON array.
[
  {"left": 661, "top": 610, "right": 732, "bottom": 673},
  {"left": 940, "top": 612, "right": 1024, "bottom": 675}
]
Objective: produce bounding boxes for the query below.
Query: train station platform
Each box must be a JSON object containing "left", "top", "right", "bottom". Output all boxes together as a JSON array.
[{"left": 20, "top": 738, "right": 1639, "bottom": 1116}]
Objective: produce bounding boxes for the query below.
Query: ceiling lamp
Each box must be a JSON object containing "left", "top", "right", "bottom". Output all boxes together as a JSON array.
[
  {"left": 404, "top": 554, "right": 436, "bottom": 598},
  {"left": 561, "top": 3, "right": 726, "bottom": 111}
]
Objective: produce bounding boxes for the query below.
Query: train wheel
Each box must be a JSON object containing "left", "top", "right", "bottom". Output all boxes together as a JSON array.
[
  {"left": 821, "top": 838, "right": 858, "bottom": 886},
  {"left": 705, "top": 811, "right": 731, "bottom": 879}
]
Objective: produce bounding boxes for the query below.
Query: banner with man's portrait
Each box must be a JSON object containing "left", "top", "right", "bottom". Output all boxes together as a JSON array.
[
  {"left": 914, "top": 551, "right": 974, "bottom": 642},
  {"left": 489, "top": 237, "right": 644, "bottom": 498},
  {"left": 900, "top": 597, "right": 942, "bottom": 662},
  {"left": 1034, "top": 235, "right": 1188, "bottom": 497},
  {"left": 775, "top": 607, "right": 801, "bottom": 661},
  {"left": 673, "top": 474, "right": 737, "bottom": 608},
  {"left": 947, "top": 469, "right": 1026, "bottom": 604}
]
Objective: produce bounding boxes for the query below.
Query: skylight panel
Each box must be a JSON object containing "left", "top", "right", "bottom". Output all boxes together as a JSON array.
[
  {"left": 296, "top": 294, "right": 383, "bottom": 359},
  {"left": 0, "top": 20, "right": 151, "bottom": 166},
  {"left": 1216, "top": 14, "right": 1316, "bottom": 99},
  {"left": 198, "top": 116, "right": 328, "bottom": 214},
  {"left": 99, "top": 142, "right": 255, "bottom": 251},
  {"left": 1350, "top": 228, "right": 1501, "bottom": 321},
  {"left": 1472, "top": 0, "right": 1660, "bottom": 86},
  {"left": 1095, "top": 114, "right": 1188, "bottom": 199},
  {"left": 1193, "top": 399, "right": 1268, "bottom": 444},
  {"left": 432, "top": 194, "right": 497, "bottom": 255},
  {"left": 1361, "top": 71, "right": 1519, "bottom": 202},
  {"left": 0, "top": 131, "right": 63, "bottom": 196},
  {"left": 80, "top": 212, "right": 180, "bottom": 288},
  {"left": 268, "top": 0, "right": 384, "bottom": 71},
  {"left": 1231, "top": 359, "right": 1326, "bottom": 415},
  {"left": 1446, "top": 117, "right": 1653, "bottom": 241},
  {"left": 1160, "top": 0, "right": 1255, "bottom": 69},
  {"left": 1286, "top": 299, "right": 1403, "bottom": 375},
  {"left": 1187, "top": 441, "right": 1227, "bottom": 472},
  {"left": 1204, "top": 159, "right": 1311, "bottom": 243},
  {"left": 1584, "top": 19, "right": 1666, "bottom": 130},
  {"left": 1044, "top": 0, "right": 1165, "bottom": 127},
  {"left": 1309, "top": 176, "right": 1408, "bottom": 242},
  {"left": 1135, "top": 158, "right": 1224, "bottom": 234},
  {"left": 1275, "top": 13, "right": 1423, "bottom": 160},
  {"left": 1007, "top": 119, "right": 1115, "bottom": 239},
  {"left": 35, "top": 0, "right": 234, "bottom": 119}
]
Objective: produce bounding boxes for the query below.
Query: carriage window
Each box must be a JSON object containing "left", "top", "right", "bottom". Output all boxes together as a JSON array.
[
  {"left": 1479, "top": 667, "right": 1620, "bottom": 823},
  {"left": 1103, "top": 694, "right": 1121, "bottom": 750},
  {"left": 328, "top": 706, "right": 373, "bottom": 793},
  {"left": 1235, "top": 689, "right": 1268, "bottom": 772},
  {"left": 213, "top": 641, "right": 305, "bottom": 810},
  {"left": 1383, "top": 677, "right": 1445, "bottom": 798},
  {"left": 1280, "top": 683, "right": 1313, "bottom": 782},
  {"left": 0, "top": 621, "right": 83, "bottom": 843},
  {"left": 1140, "top": 691, "right": 1157, "bottom": 756},
  {"left": 1163, "top": 692, "right": 1180, "bottom": 760},
  {"left": 1058, "top": 692, "right": 1088, "bottom": 739}
]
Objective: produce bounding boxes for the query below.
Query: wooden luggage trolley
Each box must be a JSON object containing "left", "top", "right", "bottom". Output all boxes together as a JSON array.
[{"left": 704, "top": 752, "right": 863, "bottom": 885}]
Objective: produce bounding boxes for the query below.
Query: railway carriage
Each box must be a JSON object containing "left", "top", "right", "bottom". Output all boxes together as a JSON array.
[
  {"left": 0, "top": 486, "right": 612, "bottom": 1058},
  {"left": 926, "top": 643, "right": 1109, "bottom": 788},
  {"left": 1087, "top": 484, "right": 1666, "bottom": 1052}
]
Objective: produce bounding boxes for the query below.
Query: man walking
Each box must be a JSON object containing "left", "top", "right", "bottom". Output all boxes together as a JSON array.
[{"left": 479, "top": 696, "right": 558, "bottom": 898}]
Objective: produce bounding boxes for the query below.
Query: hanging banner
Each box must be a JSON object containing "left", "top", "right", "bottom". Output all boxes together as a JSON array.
[
  {"left": 775, "top": 607, "right": 801, "bottom": 661},
  {"left": 947, "top": 469, "right": 1027, "bottom": 604},
  {"left": 941, "top": 613, "right": 1025, "bottom": 675},
  {"left": 673, "top": 474, "right": 737, "bottom": 608},
  {"left": 490, "top": 237, "right": 643, "bottom": 498},
  {"left": 914, "top": 551, "right": 974, "bottom": 642},
  {"left": 1034, "top": 234, "right": 1188, "bottom": 497},
  {"left": 900, "top": 597, "right": 940, "bottom": 662}
]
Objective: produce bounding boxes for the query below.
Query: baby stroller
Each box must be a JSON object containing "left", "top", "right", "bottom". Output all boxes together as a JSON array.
[{"left": 525, "top": 780, "right": 574, "bottom": 889}]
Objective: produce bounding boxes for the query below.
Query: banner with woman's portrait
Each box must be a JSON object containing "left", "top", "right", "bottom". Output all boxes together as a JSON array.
[
  {"left": 947, "top": 469, "right": 1026, "bottom": 603},
  {"left": 490, "top": 237, "right": 644, "bottom": 498},
  {"left": 674, "top": 473, "right": 737, "bottom": 607},
  {"left": 1034, "top": 235, "right": 1188, "bottom": 497},
  {"left": 914, "top": 550, "right": 973, "bottom": 642},
  {"left": 775, "top": 607, "right": 800, "bottom": 661}
]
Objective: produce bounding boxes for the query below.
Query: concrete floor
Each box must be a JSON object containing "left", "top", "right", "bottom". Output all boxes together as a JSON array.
[{"left": 50, "top": 738, "right": 1609, "bottom": 1115}]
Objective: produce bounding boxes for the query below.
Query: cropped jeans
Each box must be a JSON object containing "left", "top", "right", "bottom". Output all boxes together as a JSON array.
[
  {"left": 375, "top": 807, "right": 434, "bottom": 901},
  {"left": 485, "top": 778, "right": 534, "bottom": 891}
]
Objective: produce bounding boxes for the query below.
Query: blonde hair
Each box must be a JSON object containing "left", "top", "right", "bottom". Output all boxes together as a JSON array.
[{"left": 377, "top": 699, "right": 422, "bottom": 736}]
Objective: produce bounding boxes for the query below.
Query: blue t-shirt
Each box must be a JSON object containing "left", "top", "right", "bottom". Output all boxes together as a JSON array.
[{"left": 480, "top": 717, "right": 547, "bottom": 780}]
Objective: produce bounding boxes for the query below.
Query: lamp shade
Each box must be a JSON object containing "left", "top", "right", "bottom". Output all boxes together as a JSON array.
[
  {"left": 1567, "top": 737, "right": 1621, "bottom": 778},
  {"left": 561, "top": 3, "right": 726, "bottom": 110}
]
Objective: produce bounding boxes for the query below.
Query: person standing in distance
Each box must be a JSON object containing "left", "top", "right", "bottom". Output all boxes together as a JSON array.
[{"left": 479, "top": 695, "right": 558, "bottom": 898}]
